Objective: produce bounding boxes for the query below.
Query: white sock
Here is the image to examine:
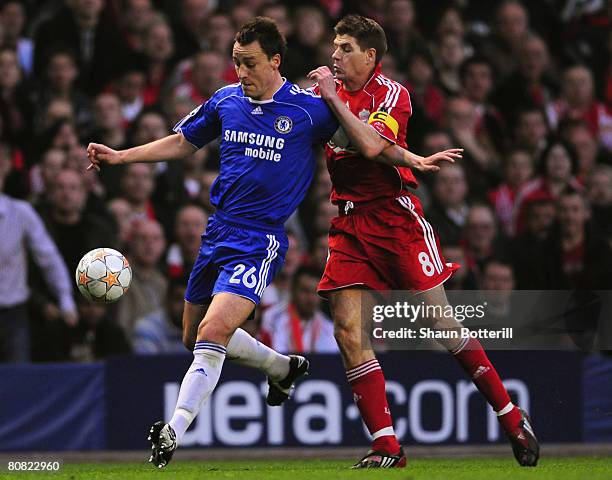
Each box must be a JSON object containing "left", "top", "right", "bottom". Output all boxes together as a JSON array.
[
  {"left": 169, "top": 341, "right": 226, "bottom": 444},
  {"left": 226, "top": 328, "right": 290, "bottom": 382}
]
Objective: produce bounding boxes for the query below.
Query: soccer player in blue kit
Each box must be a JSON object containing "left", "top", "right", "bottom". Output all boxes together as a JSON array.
[{"left": 87, "top": 17, "right": 456, "bottom": 469}]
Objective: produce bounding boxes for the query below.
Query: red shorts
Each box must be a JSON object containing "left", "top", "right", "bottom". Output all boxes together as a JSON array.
[{"left": 318, "top": 193, "right": 458, "bottom": 295}]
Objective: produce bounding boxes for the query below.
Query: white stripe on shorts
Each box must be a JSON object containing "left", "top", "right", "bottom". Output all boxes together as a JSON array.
[{"left": 397, "top": 196, "right": 443, "bottom": 273}]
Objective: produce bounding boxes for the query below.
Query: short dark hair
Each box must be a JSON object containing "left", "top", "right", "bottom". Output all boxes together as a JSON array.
[
  {"left": 334, "top": 14, "right": 387, "bottom": 64},
  {"left": 234, "top": 16, "right": 287, "bottom": 61},
  {"left": 459, "top": 55, "right": 495, "bottom": 83}
]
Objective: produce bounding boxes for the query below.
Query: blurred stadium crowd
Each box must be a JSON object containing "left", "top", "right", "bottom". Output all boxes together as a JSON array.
[{"left": 0, "top": 0, "right": 610, "bottom": 362}]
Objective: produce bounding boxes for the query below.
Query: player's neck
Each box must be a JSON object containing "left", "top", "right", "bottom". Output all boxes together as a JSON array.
[
  {"left": 257, "top": 75, "right": 284, "bottom": 101},
  {"left": 343, "top": 68, "right": 375, "bottom": 93}
]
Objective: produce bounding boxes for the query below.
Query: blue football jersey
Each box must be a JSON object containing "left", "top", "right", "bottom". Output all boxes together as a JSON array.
[{"left": 173, "top": 80, "right": 338, "bottom": 226}]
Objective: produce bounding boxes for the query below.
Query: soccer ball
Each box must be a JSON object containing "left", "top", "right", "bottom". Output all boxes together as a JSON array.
[{"left": 75, "top": 248, "right": 132, "bottom": 303}]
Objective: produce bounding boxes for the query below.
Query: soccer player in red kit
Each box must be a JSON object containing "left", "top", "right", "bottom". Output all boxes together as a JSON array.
[{"left": 309, "top": 15, "right": 539, "bottom": 468}]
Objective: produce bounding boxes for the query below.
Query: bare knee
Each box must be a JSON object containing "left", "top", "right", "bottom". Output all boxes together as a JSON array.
[{"left": 197, "top": 316, "right": 235, "bottom": 346}]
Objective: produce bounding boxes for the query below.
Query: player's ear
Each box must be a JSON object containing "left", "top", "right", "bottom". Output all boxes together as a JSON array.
[
  {"left": 271, "top": 53, "right": 281, "bottom": 70},
  {"left": 366, "top": 48, "right": 376, "bottom": 65}
]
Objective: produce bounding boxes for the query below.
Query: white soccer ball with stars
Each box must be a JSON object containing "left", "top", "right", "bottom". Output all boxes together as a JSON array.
[{"left": 75, "top": 248, "right": 132, "bottom": 303}]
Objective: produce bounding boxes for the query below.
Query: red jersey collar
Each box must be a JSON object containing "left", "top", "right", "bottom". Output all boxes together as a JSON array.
[{"left": 338, "top": 63, "right": 382, "bottom": 95}]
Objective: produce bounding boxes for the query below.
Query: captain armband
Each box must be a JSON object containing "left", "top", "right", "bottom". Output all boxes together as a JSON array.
[{"left": 367, "top": 111, "right": 399, "bottom": 137}]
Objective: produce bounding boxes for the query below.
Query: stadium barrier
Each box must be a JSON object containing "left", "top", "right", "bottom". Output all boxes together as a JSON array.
[{"left": 2, "top": 351, "right": 610, "bottom": 451}]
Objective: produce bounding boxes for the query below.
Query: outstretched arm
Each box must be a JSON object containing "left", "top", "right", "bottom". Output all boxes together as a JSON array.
[
  {"left": 87, "top": 133, "right": 196, "bottom": 171},
  {"left": 376, "top": 144, "right": 462, "bottom": 172}
]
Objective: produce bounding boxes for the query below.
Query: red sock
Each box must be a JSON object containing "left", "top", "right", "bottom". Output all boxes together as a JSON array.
[
  {"left": 347, "top": 359, "right": 400, "bottom": 454},
  {"left": 451, "top": 337, "right": 522, "bottom": 432}
]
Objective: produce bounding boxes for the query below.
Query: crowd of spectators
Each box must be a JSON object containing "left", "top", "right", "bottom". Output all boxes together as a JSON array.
[{"left": 0, "top": 0, "right": 610, "bottom": 362}]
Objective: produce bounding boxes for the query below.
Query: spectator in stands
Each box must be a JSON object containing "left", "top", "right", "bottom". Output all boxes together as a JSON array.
[
  {"left": 117, "top": 219, "right": 167, "bottom": 337},
  {"left": 261, "top": 266, "right": 337, "bottom": 354},
  {"left": 283, "top": 4, "right": 328, "bottom": 81},
  {"left": 462, "top": 204, "right": 504, "bottom": 283},
  {"left": 121, "top": 0, "right": 157, "bottom": 52},
  {"left": 384, "top": 0, "right": 425, "bottom": 68},
  {"left": 481, "top": 0, "right": 530, "bottom": 78},
  {"left": 107, "top": 197, "right": 133, "bottom": 249},
  {"left": 435, "top": 5, "right": 466, "bottom": 40},
  {"left": 488, "top": 148, "right": 534, "bottom": 236},
  {"left": 200, "top": 12, "right": 237, "bottom": 82},
  {"left": 92, "top": 92, "right": 128, "bottom": 197},
  {"left": 513, "top": 106, "right": 550, "bottom": 157},
  {"left": 492, "top": 33, "right": 557, "bottom": 125},
  {"left": 0, "top": 144, "right": 77, "bottom": 362},
  {"left": 115, "top": 65, "right": 147, "bottom": 123},
  {"left": 258, "top": 3, "right": 292, "bottom": 38},
  {"left": 511, "top": 196, "right": 557, "bottom": 289},
  {"left": 133, "top": 279, "right": 186, "bottom": 354},
  {"left": 405, "top": 50, "right": 445, "bottom": 126},
  {"left": 162, "top": 94, "right": 197, "bottom": 126},
  {"left": 312, "top": 198, "right": 337, "bottom": 244},
  {"left": 426, "top": 162, "right": 469, "bottom": 245},
  {"left": 39, "top": 49, "right": 91, "bottom": 133},
  {"left": 173, "top": 51, "right": 225, "bottom": 105},
  {"left": 48, "top": 119, "right": 81, "bottom": 152},
  {"left": 130, "top": 109, "right": 169, "bottom": 146},
  {"left": 202, "top": 11, "right": 234, "bottom": 55},
  {"left": 561, "top": 119, "right": 602, "bottom": 184},
  {"left": 120, "top": 163, "right": 156, "bottom": 224},
  {"left": 33, "top": 0, "right": 130, "bottom": 94},
  {"left": 435, "top": 33, "right": 466, "bottom": 96},
  {"left": 444, "top": 96, "right": 500, "bottom": 197},
  {"left": 459, "top": 56, "right": 506, "bottom": 153},
  {"left": 421, "top": 129, "right": 453, "bottom": 157},
  {"left": 172, "top": 0, "right": 211, "bottom": 59},
  {"left": 66, "top": 295, "right": 132, "bottom": 362},
  {"left": 552, "top": 189, "right": 612, "bottom": 289},
  {"left": 441, "top": 244, "right": 473, "bottom": 289},
  {"left": 166, "top": 205, "right": 207, "bottom": 280},
  {"left": 153, "top": 145, "right": 214, "bottom": 229},
  {"left": 36, "top": 99, "right": 75, "bottom": 137},
  {"left": 40, "top": 168, "right": 116, "bottom": 275},
  {"left": 93, "top": 93, "right": 127, "bottom": 149},
  {"left": 551, "top": 65, "right": 612, "bottom": 151},
  {"left": 0, "top": 47, "right": 33, "bottom": 149},
  {"left": 28, "top": 148, "right": 66, "bottom": 203},
  {"left": 0, "top": 1, "right": 33, "bottom": 76},
  {"left": 513, "top": 139, "right": 581, "bottom": 234},
  {"left": 230, "top": 2, "right": 257, "bottom": 30},
  {"left": 308, "top": 233, "right": 329, "bottom": 274},
  {"left": 139, "top": 17, "right": 176, "bottom": 105},
  {"left": 477, "top": 258, "right": 516, "bottom": 338},
  {"left": 480, "top": 258, "right": 515, "bottom": 292},
  {"left": 586, "top": 165, "right": 612, "bottom": 244}
]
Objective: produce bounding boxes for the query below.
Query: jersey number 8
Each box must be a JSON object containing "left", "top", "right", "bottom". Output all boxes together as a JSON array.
[{"left": 418, "top": 252, "right": 435, "bottom": 277}]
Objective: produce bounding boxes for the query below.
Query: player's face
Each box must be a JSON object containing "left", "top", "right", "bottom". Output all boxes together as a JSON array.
[
  {"left": 331, "top": 34, "right": 375, "bottom": 83},
  {"left": 232, "top": 40, "right": 280, "bottom": 100}
]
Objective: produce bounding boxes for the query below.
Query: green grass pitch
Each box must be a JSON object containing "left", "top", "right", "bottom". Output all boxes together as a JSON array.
[{"left": 4, "top": 457, "right": 612, "bottom": 480}]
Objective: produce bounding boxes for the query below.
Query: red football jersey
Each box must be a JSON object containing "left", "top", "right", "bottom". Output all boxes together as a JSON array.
[{"left": 325, "top": 64, "right": 417, "bottom": 204}]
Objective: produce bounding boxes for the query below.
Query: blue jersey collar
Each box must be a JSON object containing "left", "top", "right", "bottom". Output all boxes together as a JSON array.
[{"left": 246, "top": 77, "right": 287, "bottom": 104}]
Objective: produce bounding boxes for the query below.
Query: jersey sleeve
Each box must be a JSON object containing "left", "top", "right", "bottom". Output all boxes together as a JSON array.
[
  {"left": 309, "top": 97, "right": 339, "bottom": 144},
  {"left": 172, "top": 91, "right": 223, "bottom": 149},
  {"left": 369, "top": 81, "right": 412, "bottom": 147}
]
